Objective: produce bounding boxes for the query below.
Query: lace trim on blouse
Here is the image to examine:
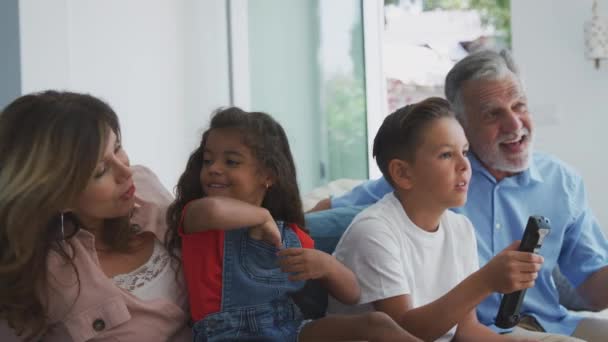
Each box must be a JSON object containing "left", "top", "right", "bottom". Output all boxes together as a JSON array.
[{"left": 113, "top": 239, "right": 170, "bottom": 292}]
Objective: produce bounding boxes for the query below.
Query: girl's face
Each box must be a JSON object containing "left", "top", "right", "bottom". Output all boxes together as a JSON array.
[
  {"left": 201, "top": 129, "right": 271, "bottom": 206},
  {"left": 406, "top": 117, "right": 471, "bottom": 211},
  {"left": 73, "top": 129, "right": 135, "bottom": 228}
]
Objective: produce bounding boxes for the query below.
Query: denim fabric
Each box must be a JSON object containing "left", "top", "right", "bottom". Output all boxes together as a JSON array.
[{"left": 193, "top": 222, "right": 306, "bottom": 342}]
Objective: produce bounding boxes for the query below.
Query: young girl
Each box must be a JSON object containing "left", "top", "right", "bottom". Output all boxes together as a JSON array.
[
  {"left": 165, "top": 107, "right": 419, "bottom": 342},
  {"left": 328, "top": 98, "right": 541, "bottom": 342}
]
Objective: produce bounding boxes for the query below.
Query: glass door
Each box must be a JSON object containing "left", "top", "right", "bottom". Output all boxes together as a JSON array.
[{"left": 229, "top": 0, "right": 382, "bottom": 192}]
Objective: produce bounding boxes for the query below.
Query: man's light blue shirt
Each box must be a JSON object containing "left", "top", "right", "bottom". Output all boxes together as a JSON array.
[{"left": 331, "top": 152, "right": 608, "bottom": 335}]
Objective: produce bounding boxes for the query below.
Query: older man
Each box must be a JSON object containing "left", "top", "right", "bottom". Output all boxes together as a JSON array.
[{"left": 314, "top": 50, "right": 608, "bottom": 341}]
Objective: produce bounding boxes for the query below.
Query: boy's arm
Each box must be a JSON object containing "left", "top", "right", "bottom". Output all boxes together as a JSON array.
[
  {"left": 374, "top": 271, "right": 491, "bottom": 342},
  {"left": 183, "top": 196, "right": 281, "bottom": 246},
  {"left": 453, "top": 311, "right": 528, "bottom": 342},
  {"left": 374, "top": 241, "right": 542, "bottom": 341}
]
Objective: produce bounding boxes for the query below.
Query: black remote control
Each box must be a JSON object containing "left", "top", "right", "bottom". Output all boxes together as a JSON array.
[{"left": 495, "top": 215, "right": 550, "bottom": 329}]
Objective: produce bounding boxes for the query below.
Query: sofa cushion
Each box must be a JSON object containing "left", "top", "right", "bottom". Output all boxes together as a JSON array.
[{"left": 304, "top": 205, "right": 368, "bottom": 255}]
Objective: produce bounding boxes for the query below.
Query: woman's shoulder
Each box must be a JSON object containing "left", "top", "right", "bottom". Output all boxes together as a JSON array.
[
  {"left": 44, "top": 240, "right": 119, "bottom": 326},
  {"left": 132, "top": 165, "right": 173, "bottom": 206}
]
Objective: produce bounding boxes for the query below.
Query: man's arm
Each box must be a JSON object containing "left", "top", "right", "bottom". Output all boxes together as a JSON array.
[
  {"left": 308, "top": 198, "right": 331, "bottom": 212},
  {"left": 577, "top": 265, "right": 608, "bottom": 311},
  {"left": 308, "top": 177, "right": 393, "bottom": 212},
  {"left": 557, "top": 175, "right": 608, "bottom": 310}
]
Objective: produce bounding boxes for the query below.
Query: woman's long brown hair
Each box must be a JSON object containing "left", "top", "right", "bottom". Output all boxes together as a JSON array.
[{"left": 0, "top": 91, "right": 134, "bottom": 340}]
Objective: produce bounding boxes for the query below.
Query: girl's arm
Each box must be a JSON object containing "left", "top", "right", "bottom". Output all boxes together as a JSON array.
[
  {"left": 319, "top": 255, "right": 361, "bottom": 305},
  {"left": 277, "top": 248, "right": 360, "bottom": 305},
  {"left": 183, "top": 196, "right": 281, "bottom": 246}
]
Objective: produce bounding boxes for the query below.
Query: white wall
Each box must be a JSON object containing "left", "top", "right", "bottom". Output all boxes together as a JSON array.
[
  {"left": 19, "top": 0, "right": 231, "bottom": 192},
  {"left": 512, "top": 0, "right": 608, "bottom": 231},
  {"left": 0, "top": 0, "right": 22, "bottom": 109},
  {"left": 19, "top": 0, "right": 71, "bottom": 91}
]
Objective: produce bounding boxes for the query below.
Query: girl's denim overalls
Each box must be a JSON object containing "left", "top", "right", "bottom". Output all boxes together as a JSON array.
[{"left": 193, "top": 222, "right": 306, "bottom": 341}]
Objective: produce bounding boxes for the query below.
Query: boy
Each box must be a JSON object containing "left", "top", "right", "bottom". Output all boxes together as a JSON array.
[{"left": 328, "top": 98, "right": 542, "bottom": 342}]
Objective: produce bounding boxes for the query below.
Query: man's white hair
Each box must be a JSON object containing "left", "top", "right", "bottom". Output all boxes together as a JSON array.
[{"left": 444, "top": 49, "right": 523, "bottom": 124}]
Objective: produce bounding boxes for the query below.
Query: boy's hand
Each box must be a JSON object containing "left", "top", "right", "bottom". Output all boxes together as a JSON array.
[
  {"left": 277, "top": 248, "right": 335, "bottom": 281},
  {"left": 481, "top": 240, "right": 544, "bottom": 294},
  {"left": 248, "top": 218, "right": 282, "bottom": 248}
]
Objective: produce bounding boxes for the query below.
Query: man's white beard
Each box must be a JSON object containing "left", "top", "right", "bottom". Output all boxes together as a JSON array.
[{"left": 476, "top": 129, "right": 533, "bottom": 174}]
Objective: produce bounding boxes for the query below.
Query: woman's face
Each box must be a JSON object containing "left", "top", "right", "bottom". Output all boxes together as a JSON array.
[{"left": 72, "top": 129, "right": 135, "bottom": 229}]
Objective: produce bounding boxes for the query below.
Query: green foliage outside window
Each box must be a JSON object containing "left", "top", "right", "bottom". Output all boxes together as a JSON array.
[
  {"left": 323, "top": 14, "right": 368, "bottom": 182},
  {"left": 385, "top": 0, "right": 511, "bottom": 46},
  {"left": 325, "top": 75, "right": 368, "bottom": 181}
]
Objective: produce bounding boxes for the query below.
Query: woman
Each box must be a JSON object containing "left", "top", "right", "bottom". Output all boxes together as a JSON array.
[{"left": 0, "top": 91, "right": 191, "bottom": 341}]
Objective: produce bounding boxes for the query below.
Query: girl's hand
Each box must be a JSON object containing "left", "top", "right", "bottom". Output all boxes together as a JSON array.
[
  {"left": 277, "top": 248, "right": 335, "bottom": 281},
  {"left": 248, "top": 218, "right": 282, "bottom": 247},
  {"left": 480, "top": 240, "right": 544, "bottom": 294}
]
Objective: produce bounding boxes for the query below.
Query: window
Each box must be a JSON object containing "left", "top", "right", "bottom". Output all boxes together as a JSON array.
[{"left": 384, "top": 0, "right": 511, "bottom": 111}]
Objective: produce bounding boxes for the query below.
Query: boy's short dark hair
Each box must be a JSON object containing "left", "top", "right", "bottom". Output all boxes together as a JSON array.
[{"left": 372, "top": 97, "right": 454, "bottom": 187}]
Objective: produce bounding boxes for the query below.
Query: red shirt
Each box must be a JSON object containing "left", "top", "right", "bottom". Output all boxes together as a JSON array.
[{"left": 179, "top": 211, "right": 313, "bottom": 321}]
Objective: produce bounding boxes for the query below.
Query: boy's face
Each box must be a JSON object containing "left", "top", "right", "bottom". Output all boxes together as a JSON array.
[{"left": 401, "top": 117, "right": 471, "bottom": 211}]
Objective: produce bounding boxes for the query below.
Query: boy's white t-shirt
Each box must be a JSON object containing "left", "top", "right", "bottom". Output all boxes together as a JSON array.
[{"left": 328, "top": 192, "right": 479, "bottom": 342}]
